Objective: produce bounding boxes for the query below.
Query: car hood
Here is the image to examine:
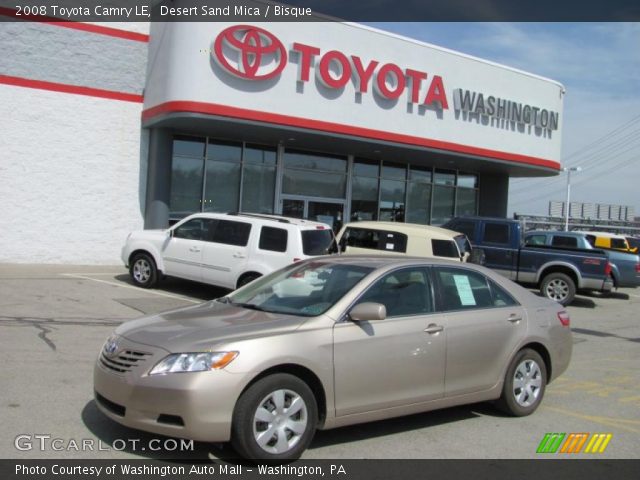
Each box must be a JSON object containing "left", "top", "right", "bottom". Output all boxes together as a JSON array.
[{"left": 115, "top": 301, "right": 309, "bottom": 353}]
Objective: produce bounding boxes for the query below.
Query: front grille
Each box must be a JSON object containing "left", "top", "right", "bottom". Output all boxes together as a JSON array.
[{"left": 99, "top": 349, "right": 151, "bottom": 374}]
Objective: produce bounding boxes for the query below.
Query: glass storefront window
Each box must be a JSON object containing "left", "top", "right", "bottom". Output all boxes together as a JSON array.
[
  {"left": 284, "top": 149, "right": 347, "bottom": 172},
  {"left": 351, "top": 175, "right": 379, "bottom": 221},
  {"left": 244, "top": 145, "right": 277, "bottom": 166},
  {"left": 170, "top": 155, "right": 204, "bottom": 216},
  {"left": 283, "top": 169, "right": 346, "bottom": 198},
  {"left": 434, "top": 169, "right": 456, "bottom": 186},
  {"left": 409, "top": 165, "right": 432, "bottom": 183},
  {"left": 457, "top": 173, "right": 478, "bottom": 188},
  {"left": 432, "top": 185, "right": 455, "bottom": 225},
  {"left": 206, "top": 140, "right": 242, "bottom": 163},
  {"left": 173, "top": 136, "right": 205, "bottom": 157},
  {"left": 382, "top": 161, "right": 406, "bottom": 180},
  {"left": 379, "top": 179, "right": 406, "bottom": 221},
  {"left": 242, "top": 164, "right": 276, "bottom": 214},
  {"left": 456, "top": 188, "right": 478, "bottom": 217},
  {"left": 204, "top": 160, "right": 240, "bottom": 213},
  {"left": 354, "top": 158, "right": 379, "bottom": 177},
  {"left": 406, "top": 182, "right": 432, "bottom": 224}
]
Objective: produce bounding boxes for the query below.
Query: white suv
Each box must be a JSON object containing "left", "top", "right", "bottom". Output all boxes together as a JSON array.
[{"left": 122, "top": 213, "right": 335, "bottom": 290}]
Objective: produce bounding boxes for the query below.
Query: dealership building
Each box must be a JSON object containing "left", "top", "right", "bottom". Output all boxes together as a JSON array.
[{"left": 0, "top": 15, "right": 564, "bottom": 263}]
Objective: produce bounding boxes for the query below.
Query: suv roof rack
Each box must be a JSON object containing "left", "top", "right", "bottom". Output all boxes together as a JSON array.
[{"left": 227, "top": 212, "right": 292, "bottom": 224}]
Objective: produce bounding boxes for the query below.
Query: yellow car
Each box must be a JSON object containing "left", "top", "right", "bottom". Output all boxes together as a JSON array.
[{"left": 580, "top": 231, "right": 638, "bottom": 254}]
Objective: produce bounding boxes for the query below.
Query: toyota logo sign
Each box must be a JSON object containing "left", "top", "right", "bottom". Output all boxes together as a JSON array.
[{"left": 213, "top": 25, "right": 287, "bottom": 80}]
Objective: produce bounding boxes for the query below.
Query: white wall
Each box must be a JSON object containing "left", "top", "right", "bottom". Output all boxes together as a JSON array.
[{"left": 0, "top": 84, "right": 146, "bottom": 264}]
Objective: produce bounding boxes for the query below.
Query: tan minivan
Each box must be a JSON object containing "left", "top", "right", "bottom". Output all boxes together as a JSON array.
[{"left": 334, "top": 221, "right": 472, "bottom": 261}]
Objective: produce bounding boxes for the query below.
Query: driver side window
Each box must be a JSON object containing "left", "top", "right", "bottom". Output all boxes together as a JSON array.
[{"left": 357, "top": 268, "right": 433, "bottom": 317}]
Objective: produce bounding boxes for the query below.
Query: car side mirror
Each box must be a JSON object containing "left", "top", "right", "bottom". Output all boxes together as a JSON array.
[{"left": 349, "top": 302, "right": 387, "bottom": 322}]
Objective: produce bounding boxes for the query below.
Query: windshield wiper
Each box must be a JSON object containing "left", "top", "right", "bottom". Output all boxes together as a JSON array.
[{"left": 230, "top": 301, "right": 272, "bottom": 312}]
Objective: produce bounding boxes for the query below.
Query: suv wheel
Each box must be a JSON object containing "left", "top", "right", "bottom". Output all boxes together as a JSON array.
[
  {"left": 237, "top": 272, "right": 261, "bottom": 289},
  {"left": 540, "top": 272, "right": 575, "bottom": 306},
  {"left": 231, "top": 374, "right": 317, "bottom": 462},
  {"left": 496, "top": 348, "right": 547, "bottom": 416},
  {"left": 130, "top": 253, "right": 158, "bottom": 288}
]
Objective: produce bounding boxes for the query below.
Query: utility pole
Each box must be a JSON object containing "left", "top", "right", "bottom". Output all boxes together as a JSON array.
[{"left": 564, "top": 166, "right": 582, "bottom": 231}]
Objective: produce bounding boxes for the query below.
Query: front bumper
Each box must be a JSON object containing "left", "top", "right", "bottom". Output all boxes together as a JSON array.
[{"left": 93, "top": 339, "right": 247, "bottom": 443}]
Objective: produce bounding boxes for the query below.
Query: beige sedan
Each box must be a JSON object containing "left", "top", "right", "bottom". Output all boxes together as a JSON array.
[{"left": 94, "top": 256, "right": 572, "bottom": 462}]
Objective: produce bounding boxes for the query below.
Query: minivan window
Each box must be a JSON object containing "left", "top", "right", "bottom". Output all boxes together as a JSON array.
[
  {"left": 431, "top": 239, "right": 459, "bottom": 258},
  {"left": 210, "top": 220, "right": 252, "bottom": 246},
  {"left": 482, "top": 223, "right": 510, "bottom": 245},
  {"left": 259, "top": 226, "right": 288, "bottom": 252},
  {"left": 343, "top": 227, "right": 408, "bottom": 253},
  {"left": 301, "top": 229, "right": 334, "bottom": 255}
]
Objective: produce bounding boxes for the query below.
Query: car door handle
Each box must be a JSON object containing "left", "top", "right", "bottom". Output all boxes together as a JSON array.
[
  {"left": 424, "top": 324, "right": 444, "bottom": 334},
  {"left": 189, "top": 246, "right": 201, "bottom": 253},
  {"left": 233, "top": 253, "right": 246, "bottom": 259},
  {"left": 507, "top": 314, "right": 522, "bottom": 323}
]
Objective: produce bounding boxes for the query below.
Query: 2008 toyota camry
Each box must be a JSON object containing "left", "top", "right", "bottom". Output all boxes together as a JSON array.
[{"left": 94, "top": 256, "right": 572, "bottom": 462}]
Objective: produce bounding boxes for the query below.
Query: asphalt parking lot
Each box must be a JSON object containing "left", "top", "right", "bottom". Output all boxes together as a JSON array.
[{"left": 1, "top": 264, "right": 639, "bottom": 460}]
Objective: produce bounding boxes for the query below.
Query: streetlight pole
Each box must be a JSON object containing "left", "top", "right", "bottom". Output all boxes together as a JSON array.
[{"left": 564, "top": 166, "right": 582, "bottom": 231}]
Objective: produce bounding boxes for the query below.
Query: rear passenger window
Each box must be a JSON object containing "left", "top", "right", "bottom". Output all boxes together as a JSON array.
[
  {"left": 435, "top": 268, "right": 494, "bottom": 311},
  {"left": 488, "top": 279, "right": 519, "bottom": 307},
  {"left": 210, "top": 220, "right": 251, "bottom": 246},
  {"left": 259, "top": 227, "right": 288, "bottom": 252},
  {"left": 431, "top": 239, "right": 459, "bottom": 258},
  {"left": 525, "top": 235, "right": 546, "bottom": 246},
  {"left": 551, "top": 236, "right": 578, "bottom": 248},
  {"left": 343, "top": 228, "right": 407, "bottom": 253},
  {"left": 482, "top": 223, "right": 510, "bottom": 245}
]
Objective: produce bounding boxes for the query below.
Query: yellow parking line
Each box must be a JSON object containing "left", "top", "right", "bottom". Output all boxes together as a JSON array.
[
  {"left": 60, "top": 273, "right": 201, "bottom": 304},
  {"left": 543, "top": 406, "right": 640, "bottom": 433}
]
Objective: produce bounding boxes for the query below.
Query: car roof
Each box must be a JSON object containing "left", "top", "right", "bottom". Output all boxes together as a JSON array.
[
  {"left": 342, "top": 221, "right": 463, "bottom": 239},
  {"left": 308, "top": 254, "right": 475, "bottom": 269},
  {"left": 185, "top": 212, "right": 332, "bottom": 229}
]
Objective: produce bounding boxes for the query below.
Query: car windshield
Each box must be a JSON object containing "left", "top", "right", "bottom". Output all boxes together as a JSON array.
[{"left": 227, "top": 261, "right": 373, "bottom": 316}]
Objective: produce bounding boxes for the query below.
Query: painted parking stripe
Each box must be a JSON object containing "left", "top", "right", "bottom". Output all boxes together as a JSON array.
[{"left": 60, "top": 273, "right": 200, "bottom": 304}]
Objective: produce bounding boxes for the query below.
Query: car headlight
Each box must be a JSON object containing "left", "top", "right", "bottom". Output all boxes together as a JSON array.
[{"left": 149, "top": 351, "right": 239, "bottom": 375}]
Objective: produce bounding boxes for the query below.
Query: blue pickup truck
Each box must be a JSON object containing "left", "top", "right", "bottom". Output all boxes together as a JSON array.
[
  {"left": 524, "top": 230, "right": 640, "bottom": 290},
  {"left": 443, "top": 217, "right": 614, "bottom": 305}
]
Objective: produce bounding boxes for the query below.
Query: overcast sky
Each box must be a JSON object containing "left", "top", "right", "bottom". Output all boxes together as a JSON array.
[{"left": 368, "top": 23, "right": 640, "bottom": 218}]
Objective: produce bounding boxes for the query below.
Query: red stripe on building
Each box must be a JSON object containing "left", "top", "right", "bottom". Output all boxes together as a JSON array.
[
  {"left": 0, "top": 75, "right": 144, "bottom": 103},
  {"left": 0, "top": 7, "right": 149, "bottom": 42},
  {"left": 143, "top": 101, "right": 561, "bottom": 171}
]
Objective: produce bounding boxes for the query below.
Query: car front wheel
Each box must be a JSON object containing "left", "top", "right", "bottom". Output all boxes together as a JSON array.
[
  {"left": 496, "top": 348, "right": 547, "bottom": 416},
  {"left": 231, "top": 374, "right": 317, "bottom": 463},
  {"left": 129, "top": 253, "right": 158, "bottom": 288}
]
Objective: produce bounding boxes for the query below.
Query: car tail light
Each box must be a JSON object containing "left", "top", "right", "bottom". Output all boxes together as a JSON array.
[
  {"left": 316, "top": 226, "right": 325, "bottom": 230},
  {"left": 557, "top": 311, "right": 570, "bottom": 327},
  {"left": 605, "top": 262, "right": 612, "bottom": 276},
  {"left": 635, "top": 263, "right": 640, "bottom": 273},
  {"left": 293, "top": 258, "right": 302, "bottom": 263}
]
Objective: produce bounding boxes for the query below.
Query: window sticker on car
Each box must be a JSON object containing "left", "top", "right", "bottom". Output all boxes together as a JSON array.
[
  {"left": 453, "top": 274, "right": 476, "bottom": 306},
  {"left": 386, "top": 243, "right": 395, "bottom": 250}
]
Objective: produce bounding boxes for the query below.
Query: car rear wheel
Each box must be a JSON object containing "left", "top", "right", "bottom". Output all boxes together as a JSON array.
[
  {"left": 129, "top": 253, "right": 158, "bottom": 288},
  {"left": 231, "top": 374, "right": 317, "bottom": 462},
  {"left": 540, "top": 272, "right": 575, "bottom": 306},
  {"left": 496, "top": 348, "right": 547, "bottom": 416}
]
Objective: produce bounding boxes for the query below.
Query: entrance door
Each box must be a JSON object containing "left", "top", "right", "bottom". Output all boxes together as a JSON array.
[{"left": 281, "top": 197, "right": 344, "bottom": 230}]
